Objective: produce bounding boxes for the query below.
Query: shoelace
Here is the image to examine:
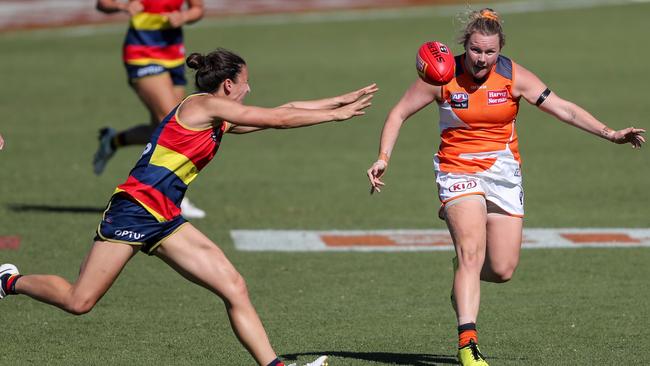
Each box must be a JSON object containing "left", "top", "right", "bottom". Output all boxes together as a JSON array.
[{"left": 469, "top": 340, "right": 486, "bottom": 361}]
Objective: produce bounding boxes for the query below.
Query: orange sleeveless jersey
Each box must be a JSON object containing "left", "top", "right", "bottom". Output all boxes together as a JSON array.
[{"left": 436, "top": 54, "right": 520, "bottom": 173}]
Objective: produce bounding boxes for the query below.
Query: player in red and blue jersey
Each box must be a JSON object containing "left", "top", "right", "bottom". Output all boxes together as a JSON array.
[
  {"left": 94, "top": 0, "right": 207, "bottom": 218},
  {"left": 2, "top": 48, "right": 377, "bottom": 366}
]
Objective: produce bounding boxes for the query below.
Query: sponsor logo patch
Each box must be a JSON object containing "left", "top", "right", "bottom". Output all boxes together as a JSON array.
[
  {"left": 487, "top": 89, "right": 509, "bottom": 105},
  {"left": 450, "top": 92, "right": 469, "bottom": 109},
  {"left": 114, "top": 230, "right": 144, "bottom": 240},
  {"left": 449, "top": 179, "right": 478, "bottom": 192}
]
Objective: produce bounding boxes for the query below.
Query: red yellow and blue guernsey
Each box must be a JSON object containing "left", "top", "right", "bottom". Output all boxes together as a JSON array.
[
  {"left": 123, "top": 0, "right": 186, "bottom": 83},
  {"left": 115, "top": 94, "right": 229, "bottom": 222},
  {"left": 435, "top": 54, "right": 520, "bottom": 174}
]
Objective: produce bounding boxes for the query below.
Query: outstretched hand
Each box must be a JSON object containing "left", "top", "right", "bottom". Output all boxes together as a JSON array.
[
  {"left": 367, "top": 160, "right": 387, "bottom": 194},
  {"left": 333, "top": 94, "right": 374, "bottom": 121},
  {"left": 337, "top": 84, "right": 379, "bottom": 106},
  {"left": 610, "top": 127, "right": 645, "bottom": 148}
]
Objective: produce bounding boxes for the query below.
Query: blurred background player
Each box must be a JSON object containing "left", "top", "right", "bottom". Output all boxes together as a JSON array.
[
  {"left": 1, "top": 48, "right": 376, "bottom": 366},
  {"left": 366, "top": 8, "right": 644, "bottom": 366},
  {"left": 94, "top": 0, "right": 207, "bottom": 218}
]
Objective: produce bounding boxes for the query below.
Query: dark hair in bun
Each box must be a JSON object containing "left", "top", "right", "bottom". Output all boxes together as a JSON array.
[{"left": 185, "top": 48, "right": 246, "bottom": 93}]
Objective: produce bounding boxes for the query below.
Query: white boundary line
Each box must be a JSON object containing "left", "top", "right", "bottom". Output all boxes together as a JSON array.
[
  {"left": 6, "top": 0, "right": 648, "bottom": 39},
  {"left": 232, "top": 228, "right": 650, "bottom": 252}
]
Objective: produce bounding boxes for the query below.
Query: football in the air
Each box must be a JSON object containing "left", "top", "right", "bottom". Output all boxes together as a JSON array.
[{"left": 416, "top": 41, "right": 455, "bottom": 85}]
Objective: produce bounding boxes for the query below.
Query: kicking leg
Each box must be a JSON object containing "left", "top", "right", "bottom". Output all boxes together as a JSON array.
[
  {"left": 14, "top": 241, "right": 138, "bottom": 315},
  {"left": 154, "top": 224, "right": 278, "bottom": 366}
]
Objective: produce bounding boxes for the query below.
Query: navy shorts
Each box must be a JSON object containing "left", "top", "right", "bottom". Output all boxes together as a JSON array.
[
  {"left": 95, "top": 194, "right": 187, "bottom": 255},
  {"left": 125, "top": 64, "right": 187, "bottom": 86}
]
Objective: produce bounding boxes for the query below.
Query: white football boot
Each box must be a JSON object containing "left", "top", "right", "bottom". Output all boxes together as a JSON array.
[
  {"left": 0, "top": 263, "right": 20, "bottom": 299},
  {"left": 180, "top": 197, "right": 206, "bottom": 219}
]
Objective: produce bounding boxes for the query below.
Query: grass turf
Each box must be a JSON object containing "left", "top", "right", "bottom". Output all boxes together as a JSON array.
[{"left": 1, "top": 2, "right": 649, "bottom": 365}]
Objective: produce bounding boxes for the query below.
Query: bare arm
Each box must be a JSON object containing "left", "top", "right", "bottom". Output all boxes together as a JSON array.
[
  {"left": 514, "top": 64, "right": 645, "bottom": 147},
  {"left": 0, "top": 133, "right": 4, "bottom": 150},
  {"left": 179, "top": 92, "right": 374, "bottom": 131},
  {"left": 367, "top": 78, "right": 439, "bottom": 193},
  {"left": 280, "top": 84, "right": 378, "bottom": 110},
  {"left": 165, "top": 0, "right": 204, "bottom": 27},
  {"left": 96, "top": 0, "right": 142, "bottom": 15}
]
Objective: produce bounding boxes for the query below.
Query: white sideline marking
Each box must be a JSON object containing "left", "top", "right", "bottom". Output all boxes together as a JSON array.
[
  {"left": 232, "top": 228, "right": 650, "bottom": 252},
  {"left": 8, "top": 0, "right": 647, "bottom": 39}
]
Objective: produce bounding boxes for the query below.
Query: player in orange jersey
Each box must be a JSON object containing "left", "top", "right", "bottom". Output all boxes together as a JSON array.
[
  {"left": 366, "top": 8, "right": 644, "bottom": 366},
  {"left": 2, "top": 48, "right": 376, "bottom": 366},
  {"left": 94, "top": 0, "right": 208, "bottom": 218}
]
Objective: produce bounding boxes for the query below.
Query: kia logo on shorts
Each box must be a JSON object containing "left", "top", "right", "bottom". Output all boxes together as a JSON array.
[{"left": 449, "top": 180, "right": 477, "bottom": 192}]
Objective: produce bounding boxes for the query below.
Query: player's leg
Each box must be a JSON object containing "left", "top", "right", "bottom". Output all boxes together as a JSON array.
[
  {"left": 119, "top": 73, "right": 181, "bottom": 145},
  {"left": 153, "top": 224, "right": 279, "bottom": 366},
  {"left": 444, "top": 196, "right": 490, "bottom": 365},
  {"left": 7, "top": 241, "right": 138, "bottom": 314},
  {"left": 482, "top": 209, "right": 523, "bottom": 283}
]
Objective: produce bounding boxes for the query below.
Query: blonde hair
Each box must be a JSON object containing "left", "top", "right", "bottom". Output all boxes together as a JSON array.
[{"left": 457, "top": 8, "right": 505, "bottom": 49}]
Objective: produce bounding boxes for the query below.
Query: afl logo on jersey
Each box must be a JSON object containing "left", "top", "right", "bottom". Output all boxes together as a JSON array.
[{"left": 450, "top": 92, "right": 469, "bottom": 109}]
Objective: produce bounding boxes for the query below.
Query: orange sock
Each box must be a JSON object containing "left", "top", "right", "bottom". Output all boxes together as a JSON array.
[{"left": 458, "top": 323, "right": 478, "bottom": 348}]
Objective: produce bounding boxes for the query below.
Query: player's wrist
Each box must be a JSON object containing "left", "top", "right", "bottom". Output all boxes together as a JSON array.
[
  {"left": 600, "top": 126, "right": 615, "bottom": 142},
  {"left": 377, "top": 152, "right": 390, "bottom": 165}
]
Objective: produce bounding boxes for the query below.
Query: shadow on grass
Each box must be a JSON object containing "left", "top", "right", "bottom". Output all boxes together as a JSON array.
[
  {"left": 281, "top": 351, "right": 457, "bottom": 365},
  {"left": 8, "top": 204, "right": 105, "bottom": 214}
]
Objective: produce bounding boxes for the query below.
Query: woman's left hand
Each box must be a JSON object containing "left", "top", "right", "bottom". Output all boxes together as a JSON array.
[
  {"left": 610, "top": 127, "right": 646, "bottom": 148},
  {"left": 337, "top": 84, "right": 379, "bottom": 106},
  {"left": 165, "top": 11, "right": 185, "bottom": 28}
]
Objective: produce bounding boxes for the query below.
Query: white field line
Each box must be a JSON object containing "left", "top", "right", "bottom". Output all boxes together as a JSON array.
[
  {"left": 231, "top": 228, "right": 650, "bottom": 252},
  {"left": 8, "top": 0, "right": 648, "bottom": 39}
]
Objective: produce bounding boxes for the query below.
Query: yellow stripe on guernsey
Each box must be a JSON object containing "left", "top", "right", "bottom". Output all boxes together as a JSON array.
[
  {"left": 150, "top": 145, "right": 200, "bottom": 186},
  {"left": 126, "top": 58, "right": 185, "bottom": 68},
  {"left": 130, "top": 12, "right": 172, "bottom": 31}
]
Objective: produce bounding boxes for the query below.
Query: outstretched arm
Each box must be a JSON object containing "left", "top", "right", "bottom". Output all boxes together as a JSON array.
[
  {"left": 367, "top": 78, "right": 439, "bottom": 193},
  {"left": 179, "top": 87, "right": 375, "bottom": 131},
  {"left": 225, "top": 84, "right": 378, "bottom": 134},
  {"left": 514, "top": 64, "right": 645, "bottom": 148},
  {"left": 280, "top": 84, "right": 378, "bottom": 110}
]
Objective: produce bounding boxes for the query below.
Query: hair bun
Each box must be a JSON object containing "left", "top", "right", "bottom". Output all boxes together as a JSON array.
[
  {"left": 480, "top": 8, "right": 499, "bottom": 21},
  {"left": 186, "top": 53, "right": 205, "bottom": 70}
]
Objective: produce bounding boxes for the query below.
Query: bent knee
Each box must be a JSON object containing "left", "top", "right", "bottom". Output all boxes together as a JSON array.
[
  {"left": 66, "top": 296, "right": 98, "bottom": 315},
  {"left": 488, "top": 263, "right": 518, "bottom": 283},
  {"left": 221, "top": 272, "right": 250, "bottom": 304}
]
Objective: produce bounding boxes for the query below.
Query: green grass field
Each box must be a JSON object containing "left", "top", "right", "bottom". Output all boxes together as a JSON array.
[{"left": 1, "top": 1, "right": 649, "bottom": 365}]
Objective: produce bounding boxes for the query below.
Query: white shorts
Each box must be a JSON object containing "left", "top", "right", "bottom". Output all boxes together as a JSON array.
[{"left": 435, "top": 157, "right": 524, "bottom": 218}]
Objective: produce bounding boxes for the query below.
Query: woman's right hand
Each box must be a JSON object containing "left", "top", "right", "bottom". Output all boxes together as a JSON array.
[{"left": 367, "top": 159, "right": 387, "bottom": 194}]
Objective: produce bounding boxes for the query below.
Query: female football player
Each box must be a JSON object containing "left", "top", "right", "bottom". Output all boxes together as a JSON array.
[
  {"left": 93, "top": 0, "right": 208, "bottom": 218},
  {"left": 2, "top": 48, "right": 376, "bottom": 366},
  {"left": 366, "top": 8, "right": 644, "bottom": 366}
]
